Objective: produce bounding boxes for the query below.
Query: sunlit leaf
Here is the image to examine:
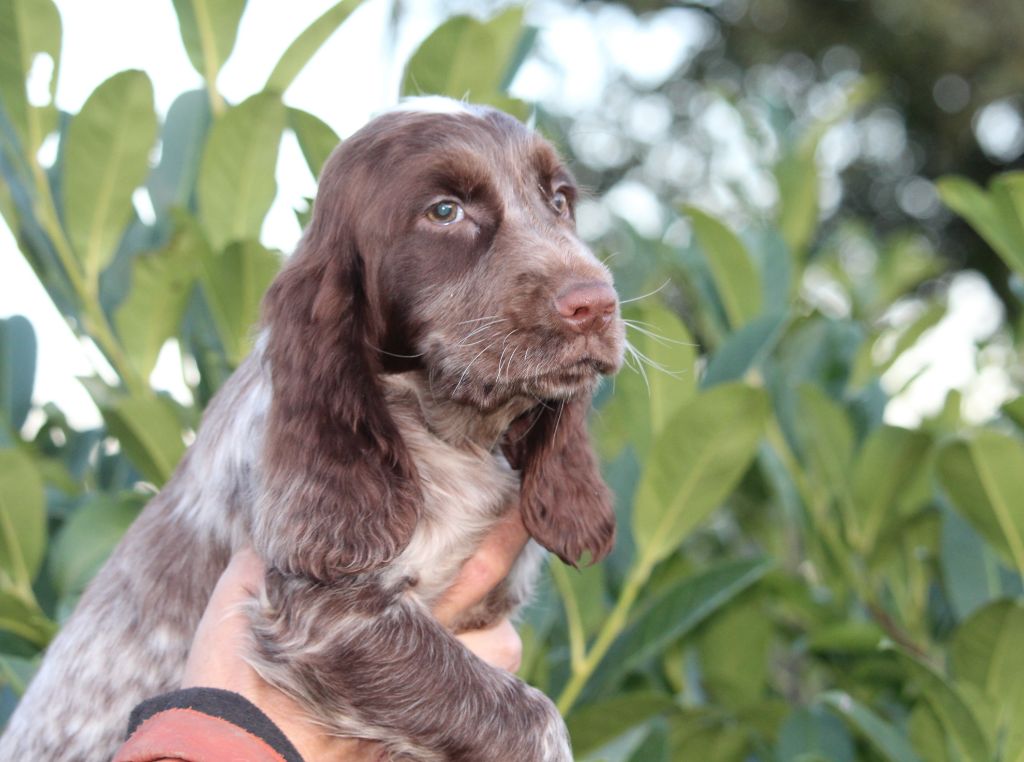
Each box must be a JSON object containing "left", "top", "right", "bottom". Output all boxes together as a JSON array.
[
  {"left": 0, "top": 589, "right": 54, "bottom": 648},
  {"left": 101, "top": 397, "right": 185, "bottom": 486},
  {"left": 63, "top": 70, "right": 157, "bottom": 280},
  {"left": 937, "top": 431, "right": 1024, "bottom": 576},
  {"left": 401, "top": 7, "right": 529, "bottom": 117},
  {"left": 115, "top": 225, "right": 204, "bottom": 378},
  {"left": 774, "top": 146, "right": 819, "bottom": 259},
  {"left": 197, "top": 91, "right": 285, "bottom": 251},
  {"left": 685, "top": 206, "right": 762, "bottom": 328},
  {"left": 0, "top": 448, "right": 45, "bottom": 585},
  {"left": 938, "top": 173, "right": 1024, "bottom": 277},
  {"left": 288, "top": 107, "right": 340, "bottom": 178},
  {"left": 199, "top": 239, "right": 281, "bottom": 365},
  {"left": 264, "top": 0, "right": 364, "bottom": 94},
  {"left": 0, "top": 0, "right": 61, "bottom": 153},
  {"left": 172, "top": 0, "right": 246, "bottom": 91},
  {"left": 633, "top": 383, "right": 768, "bottom": 565}
]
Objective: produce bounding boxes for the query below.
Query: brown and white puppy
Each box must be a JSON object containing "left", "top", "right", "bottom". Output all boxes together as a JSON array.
[{"left": 0, "top": 99, "right": 624, "bottom": 761}]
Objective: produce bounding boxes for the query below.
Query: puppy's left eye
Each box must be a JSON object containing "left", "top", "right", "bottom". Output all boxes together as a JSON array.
[
  {"left": 426, "top": 200, "right": 465, "bottom": 225},
  {"left": 551, "top": 190, "right": 570, "bottom": 217}
]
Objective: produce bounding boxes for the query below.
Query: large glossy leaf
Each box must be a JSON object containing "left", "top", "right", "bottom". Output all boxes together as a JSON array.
[
  {"left": 632, "top": 383, "right": 768, "bottom": 565},
  {"left": 950, "top": 600, "right": 1024, "bottom": 759},
  {"left": 774, "top": 145, "right": 819, "bottom": 260},
  {"left": 0, "top": 315, "right": 35, "bottom": 431},
  {"left": 820, "top": 692, "right": 922, "bottom": 762},
  {"left": 891, "top": 650, "right": 991, "bottom": 762},
  {"left": 851, "top": 426, "right": 932, "bottom": 553},
  {"left": 63, "top": 70, "right": 157, "bottom": 279},
  {"left": 0, "top": 0, "right": 61, "bottom": 153},
  {"left": 701, "top": 312, "right": 787, "bottom": 388},
  {"left": 146, "top": 89, "right": 211, "bottom": 219},
  {"left": 264, "top": 0, "right": 364, "bottom": 94},
  {"left": 938, "top": 173, "right": 1024, "bottom": 277},
  {"left": 685, "top": 206, "right": 762, "bottom": 328},
  {"left": 101, "top": 397, "right": 185, "bottom": 486},
  {"left": 567, "top": 692, "right": 676, "bottom": 758},
  {"left": 199, "top": 239, "right": 281, "bottom": 365},
  {"left": 599, "top": 302, "right": 695, "bottom": 460},
  {"left": 49, "top": 492, "right": 144, "bottom": 601},
  {"left": 401, "top": 7, "right": 528, "bottom": 117},
  {"left": 0, "top": 448, "right": 45, "bottom": 585},
  {"left": 172, "top": 0, "right": 246, "bottom": 91},
  {"left": 197, "top": 91, "right": 286, "bottom": 251},
  {"left": 586, "top": 558, "right": 770, "bottom": 697},
  {"left": 115, "top": 224, "right": 204, "bottom": 378},
  {"left": 288, "top": 107, "right": 340, "bottom": 179},
  {"left": 777, "top": 707, "right": 855, "bottom": 762},
  {"left": 937, "top": 431, "right": 1024, "bottom": 575}
]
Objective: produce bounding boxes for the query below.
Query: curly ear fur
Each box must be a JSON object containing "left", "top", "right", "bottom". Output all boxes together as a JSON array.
[
  {"left": 504, "top": 395, "right": 615, "bottom": 566},
  {"left": 255, "top": 234, "right": 422, "bottom": 582}
]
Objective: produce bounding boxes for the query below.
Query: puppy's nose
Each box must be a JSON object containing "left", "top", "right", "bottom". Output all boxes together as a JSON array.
[{"left": 554, "top": 282, "right": 618, "bottom": 334}]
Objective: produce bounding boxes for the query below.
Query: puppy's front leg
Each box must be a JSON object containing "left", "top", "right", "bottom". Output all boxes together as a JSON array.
[{"left": 250, "top": 572, "right": 572, "bottom": 762}]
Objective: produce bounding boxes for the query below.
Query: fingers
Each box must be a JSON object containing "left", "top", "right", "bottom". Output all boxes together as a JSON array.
[
  {"left": 456, "top": 618, "right": 523, "bottom": 673},
  {"left": 432, "top": 511, "right": 529, "bottom": 627}
]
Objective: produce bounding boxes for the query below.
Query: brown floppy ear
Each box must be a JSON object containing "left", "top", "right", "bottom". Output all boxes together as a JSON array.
[
  {"left": 504, "top": 394, "right": 615, "bottom": 566},
  {"left": 254, "top": 235, "right": 421, "bottom": 582}
]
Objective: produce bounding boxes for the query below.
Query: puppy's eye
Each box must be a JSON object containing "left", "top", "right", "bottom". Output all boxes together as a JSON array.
[
  {"left": 426, "top": 200, "right": 464, "bottom": 225},
  {"left": 551, "top": 190, "right": 570, "bottom": 217}
]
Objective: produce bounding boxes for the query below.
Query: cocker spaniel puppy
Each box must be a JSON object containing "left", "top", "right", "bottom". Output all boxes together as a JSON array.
[{"left": 1, "top": 99, "right": 624, "bottom": 761}]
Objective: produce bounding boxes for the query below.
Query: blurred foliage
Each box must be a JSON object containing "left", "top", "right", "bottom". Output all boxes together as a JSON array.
[{"left": 2, "top": 1, "right": 1024, "bottom": 761}]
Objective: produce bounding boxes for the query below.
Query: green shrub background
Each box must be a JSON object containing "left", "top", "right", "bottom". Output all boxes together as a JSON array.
[{"left": 1, "top": 1, "right": 1024, "bottom": 760}]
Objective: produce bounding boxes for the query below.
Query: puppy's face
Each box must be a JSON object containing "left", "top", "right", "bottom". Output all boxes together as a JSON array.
[{"left": 320, "top": 103, "right": 625, "bottom": 411}]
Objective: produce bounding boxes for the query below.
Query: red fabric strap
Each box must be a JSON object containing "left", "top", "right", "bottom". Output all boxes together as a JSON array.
[{"left": 113, "top": 707, "right": 290, "bottom": 762}]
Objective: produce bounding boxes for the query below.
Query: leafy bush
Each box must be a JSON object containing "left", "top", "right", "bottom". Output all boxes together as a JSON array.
[{"left": 2, "top": 2, "right": 1024, "bottom": 760}]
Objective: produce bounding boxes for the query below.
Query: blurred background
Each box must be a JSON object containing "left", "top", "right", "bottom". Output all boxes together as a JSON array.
[{"left": 1, "top": 1, "right": 1023, "bottom": 759}]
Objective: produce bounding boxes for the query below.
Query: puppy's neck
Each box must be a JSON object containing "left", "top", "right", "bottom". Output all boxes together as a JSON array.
[{"left": 383, "top": 371, "right": 534, "bottom": 452}]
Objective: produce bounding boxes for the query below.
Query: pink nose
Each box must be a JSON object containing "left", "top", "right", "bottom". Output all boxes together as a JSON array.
[{"left": 554, "top": 282, "right": 618, "bottom": 334}]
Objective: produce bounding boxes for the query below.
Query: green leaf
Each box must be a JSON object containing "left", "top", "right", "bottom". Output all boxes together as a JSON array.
[
  {"left": 264, "top": 0, "right": 364, "bottom": 94},
  {"left": 777, "top": 707, "right": 855, "bottom": 762},
  {"left": 146, "top": 89, "right": 212, "bottom": 218},
  {"left": 697, "top": 593, "right": 771, "bottom": 706},
  {"left": 890, "top": 649, "right": 991, "bottom": 762},
  {"left": 774, "top": 146, "right": 819, "bottom": 259},
  {"left": 0, "top": 588, "right": 54, "bottom": 647},
  {"left": 950, "top": 599, "right": 1024, "bottom": 758},
  {"left": 0, "top": 448, "right": 45, "bottom": 585},
  {"left": 0, "top": 315, "right": 36, "bottom": 431},
  {"left": 851, "top": 426, "right": 932, "bottom": 553},
  {"left": 794, "top": 384, "right": 854, "bottom": 505},
  {"left": 938, "top": 173, "right": 1024, "bottom": 277},
  {"left": 199, "top": 239, "right": 281, "bottom": 365},
  {"left": 820, "top": 692, "right": 922, "bottom": 762},
  {"left": 599, "top": 302, "right": 695, "bottom": 460},
  {"left": 685, "top": 206, "right": 762, "bottom": 328},
  {"left": 172, "top": 0, "right": 246, "bottom": 91},
  {"left": 197, "top": 91, "right": 286, "bottom": 251},
  {"left": 49, "top": 493, "right": 144, "bottom": 601},
  {"left": 937, "top": 431, "right": 1024, "bottom": 575},
  {"left": 701, "top": 312, "right": 787, "bottom": 388},
  {"left": 101, "top": 397, "right": 185, "bottom": 486},
  {"left": 632, "top": 383, "right": 768, "bottom": 565},
  {"left": 401, "top": 7, "right": 528, "bottom": 115},
  {"left": 288, "top": 107, "right": 340, "bottom": 178},
  {"left": 0, "top": 0, "right": 61, "bottom": 153},
  {"left": 567, "top": 692, "right": 676, "bottom": 758},
  {"left": 115, "top": 225, "right": 203, "bottom": 378},
  {"left": 587, "top": 558, "right": 770, "bottom": 696},
  {"left": 63, "top": 70, "right": 158, "bottom": 279},
  {"left": 908, "top": 704, "right": 952, "bottom": 762}
]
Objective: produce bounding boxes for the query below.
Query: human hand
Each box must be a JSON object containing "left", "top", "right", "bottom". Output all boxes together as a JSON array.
[{"left": 181, "top": 511, "right": 531, "bottom": 761}]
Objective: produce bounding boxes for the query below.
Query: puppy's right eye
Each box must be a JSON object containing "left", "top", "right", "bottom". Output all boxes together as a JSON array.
[{"left": 426, "top": 200, "right": 464, "bottom": 225}]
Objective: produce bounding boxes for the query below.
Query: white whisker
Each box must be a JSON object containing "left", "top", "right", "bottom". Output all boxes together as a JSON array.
[{"left": 619, "top": 279, "right": 671, "bottom": 305}]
